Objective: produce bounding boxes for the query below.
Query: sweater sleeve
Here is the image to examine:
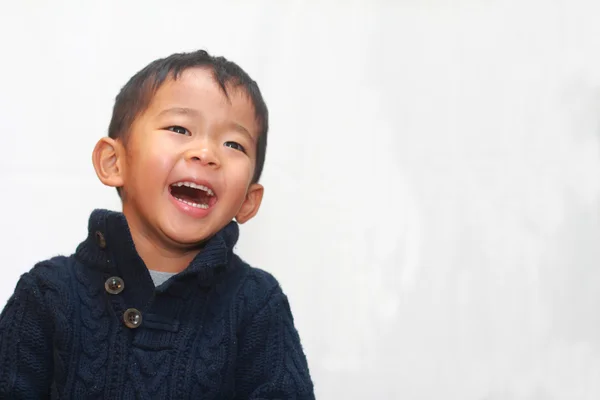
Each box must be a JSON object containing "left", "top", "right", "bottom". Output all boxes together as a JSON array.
[
  {"left": 234, "top": 284, "right": 315, "bottom": 400},
  {"left": 0, "top": 273, "right": 53, "bottom": 398}
]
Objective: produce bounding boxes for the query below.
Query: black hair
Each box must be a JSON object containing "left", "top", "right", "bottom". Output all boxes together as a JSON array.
[{"left": 108, "top": 49, "right": 268, "bottom": 185}]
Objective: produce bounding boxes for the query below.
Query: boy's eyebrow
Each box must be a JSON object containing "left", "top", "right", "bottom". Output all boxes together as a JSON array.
[
  {"left": 229, "top": 122, "right": 255, "bottom": 143},
  {"left": 157, "top": 107, "right": 200, "bottom": 117}
]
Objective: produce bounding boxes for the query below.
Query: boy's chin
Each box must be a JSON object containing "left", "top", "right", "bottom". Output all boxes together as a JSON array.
[
  {"left": 160, "top": 220, "right": 224, "bottom": 248},
  {"left": 163, "top": 228, "right": 213, "bottom": 247}
]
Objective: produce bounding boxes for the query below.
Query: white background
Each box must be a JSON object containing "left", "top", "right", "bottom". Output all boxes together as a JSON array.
[{"left": 1, "top": 0, "right": 600, "bottom": 398}]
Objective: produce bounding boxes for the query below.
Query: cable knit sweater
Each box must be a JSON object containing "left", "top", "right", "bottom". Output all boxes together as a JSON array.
[{"left": 0, "top": 209, "right": 314, "bottom": 399}]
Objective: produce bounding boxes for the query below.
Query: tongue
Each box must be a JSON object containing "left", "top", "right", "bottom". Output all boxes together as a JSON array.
[{"left": 171, "top": 186, "right": 207, "bottom": 204}]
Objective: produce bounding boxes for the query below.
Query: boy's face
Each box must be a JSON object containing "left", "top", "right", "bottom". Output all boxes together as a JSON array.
[{"left": 112, "top": 67, "right": 263, "bottom": 247}]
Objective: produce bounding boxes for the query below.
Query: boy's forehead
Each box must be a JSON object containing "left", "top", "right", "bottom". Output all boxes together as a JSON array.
[{"left": 148, "top": 68, "right": 256, "bottom": 122}]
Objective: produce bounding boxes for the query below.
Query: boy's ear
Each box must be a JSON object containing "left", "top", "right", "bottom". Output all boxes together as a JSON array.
[
  {"left": 235, "top": 183, "right": 264, "bottom": 224},
  {"left": 92, "top": 137, "right": 125, "bottom": 189}
]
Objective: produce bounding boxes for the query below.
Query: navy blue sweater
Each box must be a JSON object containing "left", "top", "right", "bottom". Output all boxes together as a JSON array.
[{"left": 0, "top": 210, "right": 314, "bottom": 399}]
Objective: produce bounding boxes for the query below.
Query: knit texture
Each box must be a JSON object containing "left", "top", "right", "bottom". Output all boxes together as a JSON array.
[{"left": 0, "top": 209, "right": 314, "bottom": 399}]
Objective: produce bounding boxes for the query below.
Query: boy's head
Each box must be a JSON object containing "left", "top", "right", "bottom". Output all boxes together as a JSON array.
[{"left": 92, "top": 50, "right": 268, "bottom": 247}]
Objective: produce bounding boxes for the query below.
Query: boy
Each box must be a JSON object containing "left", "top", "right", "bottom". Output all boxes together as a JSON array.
[{"left": 0, "top": 50, "right": 314, "bottom": 399}]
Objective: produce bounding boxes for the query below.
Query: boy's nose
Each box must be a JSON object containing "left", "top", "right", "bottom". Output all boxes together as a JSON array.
[{"left": 185, "top": 147, "right": 220, "bottom": 168}]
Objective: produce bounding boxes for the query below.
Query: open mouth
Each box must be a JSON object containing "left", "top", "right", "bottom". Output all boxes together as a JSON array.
[{"left": 169, "top": 181, "right": 216, "bottom": 209}]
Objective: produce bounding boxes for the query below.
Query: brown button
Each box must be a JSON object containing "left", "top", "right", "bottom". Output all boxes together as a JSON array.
[
  {"left": 104, "top": 277, "right": 124, "bottom": 295},
  {"left": 123, "top": 308, "right": 142, "bottom": 329},
  {"left": 95, "top": 231, "right": 106, "bottom": 249}
]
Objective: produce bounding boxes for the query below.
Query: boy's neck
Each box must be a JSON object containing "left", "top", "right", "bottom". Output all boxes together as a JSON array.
[
  {"left": 130, "top": 228, "right": 198, "bottom": 273},
  {"left": 123, "top": 209, "right": 200, "bottom": 274}
]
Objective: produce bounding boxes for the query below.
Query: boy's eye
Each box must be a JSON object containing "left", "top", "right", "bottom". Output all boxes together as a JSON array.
[
  {"left": 224, "top": 141, "right": 246, "bottom": 153},
  {"left": 167, "top": 126, "right": 190, "bottom": 135}
]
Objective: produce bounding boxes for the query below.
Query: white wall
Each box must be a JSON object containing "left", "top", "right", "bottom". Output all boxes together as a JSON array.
[{"left": 1, "top": 0, "right": 600, "bottom": 398}]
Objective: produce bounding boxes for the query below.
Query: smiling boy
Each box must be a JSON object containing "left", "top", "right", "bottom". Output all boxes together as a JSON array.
[{"left": 0, "top": 50, "right": 314, "bottom": 399}]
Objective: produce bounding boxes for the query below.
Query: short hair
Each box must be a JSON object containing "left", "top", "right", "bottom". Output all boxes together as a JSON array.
[{"left": 108, "top": 49, "right": 268, "bottom": 183}]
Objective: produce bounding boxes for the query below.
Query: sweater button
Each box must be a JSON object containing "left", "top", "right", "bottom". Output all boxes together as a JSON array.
[
  {"left": 105, "top": 277, "right": 124, "bottom": 294},
  {"left": 95, "top": 231, "right": 106, "bottom": 249},
  {"left": 123, "top": 308, "right": 142, "bottom": 329}
]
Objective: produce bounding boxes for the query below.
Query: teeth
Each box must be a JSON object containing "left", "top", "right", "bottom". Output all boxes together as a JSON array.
[
  {"left": 174, "top": 197, "right": 209, "bottom": 209},
  {"left": 172, "top": 181, "right": 214, "bottom": 196}
]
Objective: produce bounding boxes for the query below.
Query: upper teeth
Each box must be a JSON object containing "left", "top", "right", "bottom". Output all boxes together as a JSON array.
[{"left": 172, "top": 181, "right": 214, "bottom": 196}]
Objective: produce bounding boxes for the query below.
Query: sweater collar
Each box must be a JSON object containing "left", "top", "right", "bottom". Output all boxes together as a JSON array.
[{"left": 75, "top": 209, "right": 239, "bottom": 290}]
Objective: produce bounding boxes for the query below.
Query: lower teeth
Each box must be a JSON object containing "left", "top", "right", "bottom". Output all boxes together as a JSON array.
[{"left": 175, "top": 197, "right": 208, "bottom": 209}]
